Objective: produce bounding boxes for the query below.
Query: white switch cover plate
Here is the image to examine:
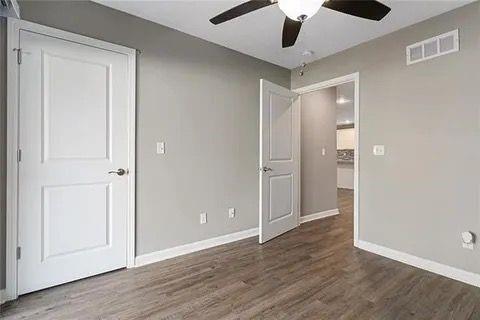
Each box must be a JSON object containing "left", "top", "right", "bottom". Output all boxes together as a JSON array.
[
  {"left": 373, "top": 145, "right": 385, "bottom": 156},
  {"left": 321, "top": 147, "right": 326, "bottom": 156},
  {"left": 200, "top": 212, "right": 207, "bottom": 224},
  {"left": 157, "top": 142, "right": 165, "bottom": 154},
  {"left": 228, "top": 208, "right": 235, "bottom": 218}
]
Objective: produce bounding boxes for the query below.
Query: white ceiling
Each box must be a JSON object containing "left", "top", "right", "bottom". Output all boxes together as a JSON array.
[{"left": 95, "top": 0, "right": 472, "bottom": 69}]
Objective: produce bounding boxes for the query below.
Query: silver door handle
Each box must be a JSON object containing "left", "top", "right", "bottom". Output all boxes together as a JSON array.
[
  {"left": 108, "top": 168, "right": 127, "bottom": 176},
  {"left": 261, "top": 167, "right": 273, "bottom": 172}
]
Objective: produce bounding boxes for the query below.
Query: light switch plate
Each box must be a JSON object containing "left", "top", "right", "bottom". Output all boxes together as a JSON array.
[
  {"left": 373, "top": 145, "right": 385, "bottom": 156},
  {"left": 200, "top": 212, "right": 207, "bottom": 224},
  {"left": 228, "top": 208, "right": 235, "bottom": 218},
  {"left": 157, "top": 142, "right": 165, "bottom": 154},
  {"left": 321, "top": 147, "right": 326, "bottom": 156}
]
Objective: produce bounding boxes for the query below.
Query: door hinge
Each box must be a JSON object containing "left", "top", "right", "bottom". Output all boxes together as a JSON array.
[
  {"left": 17, "top": 246, "right": 21, "bottom": 260},
  {"left": 17, "top": 149, "right": 22, "bottom": 162},
  {"left": 13, "top": 48, "right": 22, "bottom": 65}
]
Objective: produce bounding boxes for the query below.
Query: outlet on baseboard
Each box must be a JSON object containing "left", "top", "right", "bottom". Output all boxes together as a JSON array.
[
  {"left": 200, "top": 212, "right": 207, "bottom": 224},
  {"left": 461, "top": 231, "right": 475, "bottom": 250},
  {"left": 462, "top": 243, "right": 474, "bottom": 250},
  {"left": 228, "top": 208, "right": 235, "bottom": 218}
]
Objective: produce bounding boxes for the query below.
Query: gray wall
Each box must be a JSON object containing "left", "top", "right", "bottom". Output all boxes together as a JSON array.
[
  {"left": 301, "top": 88, "right": 337, "bottom": 216},
  {"left": 0, "top": 1, "right": 290, "bottom": 288},
  {"left": 292, "top": 2, "right": 480, "bottom": 274}
]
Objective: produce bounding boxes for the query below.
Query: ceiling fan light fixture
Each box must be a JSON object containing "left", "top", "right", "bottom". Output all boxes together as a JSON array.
[
  {"left": 278, "top": 0, "right": 324, "bottom": 22},
  {"left": 209, "top": 0, "right": 391, "bottom": 49}
]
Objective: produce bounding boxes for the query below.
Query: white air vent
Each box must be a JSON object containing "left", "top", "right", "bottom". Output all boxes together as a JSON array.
[
  {"left": 0, "top": 0, "right": 20, "bottom": 18},
  {"left": 406, "top": 29, "right": 458, "bottom": 65}
]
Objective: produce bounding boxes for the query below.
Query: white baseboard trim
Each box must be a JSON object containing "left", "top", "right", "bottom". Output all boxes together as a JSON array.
[
  {"left": 135, "top": 227, "right": 259, "bottom": 267},
  {"left": 356, "top": 240, "right": 480, "bottom": 288},
  {"left": 299, "top": 208, "right": 339, "bottom": 224}
]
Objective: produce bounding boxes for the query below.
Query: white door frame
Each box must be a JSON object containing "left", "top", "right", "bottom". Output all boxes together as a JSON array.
[
  {"left": 5, "top": 18, "right": 136, "bottom": 301},
  {"left": 293, "top": 72, "right": 360, "bottom": 246}
]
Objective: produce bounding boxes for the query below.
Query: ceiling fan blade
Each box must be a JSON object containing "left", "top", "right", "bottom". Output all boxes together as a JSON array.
[
  {"left": 210, "top": 0, "right": 275, "bottom": 25},
  {"left": 322, "top": 0, "right": 391, "bottom": 21},
  {"left": 282, "top": 17, "right": 302, "bottom": 48}
]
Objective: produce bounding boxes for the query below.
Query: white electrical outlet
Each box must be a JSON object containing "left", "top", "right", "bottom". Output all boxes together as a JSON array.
[
  {"left": 462, "top": 231, "right": 474, "bottom": 250},
  {"left": 200, "top": 212, "right": 207, "bottom": 224},
  {"left": 156, "top": 142, "right": 165, "bottom": 154},
  {"left": 373, "top": 145, "right": 385, "bottom": 156},
  {"left": 228, "top": 208, "right": 235, "bottom": 218}
]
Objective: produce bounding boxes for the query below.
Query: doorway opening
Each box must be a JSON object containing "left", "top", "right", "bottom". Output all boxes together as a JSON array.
[
  {"left": 259, "top": 73, "right": 359, "bottom": 245},
  {"left": 296, "top": 74, "right": 359, "bottom": 244},
  {"left": 298, "top": 79, "right": 356, "bottom": 238}
]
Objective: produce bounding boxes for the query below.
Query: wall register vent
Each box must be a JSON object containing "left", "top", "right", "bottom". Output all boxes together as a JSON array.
[
  {"left": 406, "top": 29, "right": 459, "bottom": 65},
  {"left": 0, "top": 0, "right": 20, "bottom": 18}
]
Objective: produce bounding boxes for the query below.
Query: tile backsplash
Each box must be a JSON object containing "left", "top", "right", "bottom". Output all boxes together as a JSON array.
[{"left": 337, "top": 149, "right": 354, "bottom": 162}]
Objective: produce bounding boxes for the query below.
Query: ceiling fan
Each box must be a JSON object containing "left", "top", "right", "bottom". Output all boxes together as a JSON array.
[{"left": 210, "top": 0, "right": 391, "bottom": 48}]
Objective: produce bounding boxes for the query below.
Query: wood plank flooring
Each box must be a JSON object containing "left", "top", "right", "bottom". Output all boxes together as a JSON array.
[{"left": 2, "top": 189, "right": 480, "bottom": 319}]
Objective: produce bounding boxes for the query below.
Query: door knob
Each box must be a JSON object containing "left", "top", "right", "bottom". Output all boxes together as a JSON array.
[
  {"left": 108, "top": 168, "right": 127, "bottom": 176},
  {"left": 261, "top": 166, "right": 273, "bottom": 172}
]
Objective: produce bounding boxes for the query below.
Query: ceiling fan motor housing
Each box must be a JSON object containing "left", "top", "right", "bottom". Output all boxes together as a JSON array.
[{"left": 298, "top": 14, "right": 308, "bottom": 22}]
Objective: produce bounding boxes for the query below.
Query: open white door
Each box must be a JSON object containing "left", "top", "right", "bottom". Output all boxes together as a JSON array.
[{"left": 259, "top": 79, "right": 300, "bottom": 243}]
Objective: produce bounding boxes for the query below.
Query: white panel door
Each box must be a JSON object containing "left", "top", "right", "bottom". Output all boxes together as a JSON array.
[
  {"left": 18, "top": 30, "right": 130, "bottom": 294},
  {"left": 259, "top": 80, "right": 300, "bottom": 243}
]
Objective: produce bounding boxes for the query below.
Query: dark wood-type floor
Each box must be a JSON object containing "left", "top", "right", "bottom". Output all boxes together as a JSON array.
[{"left": 2, "top": 189, "right": 480, "bottom": 319}]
